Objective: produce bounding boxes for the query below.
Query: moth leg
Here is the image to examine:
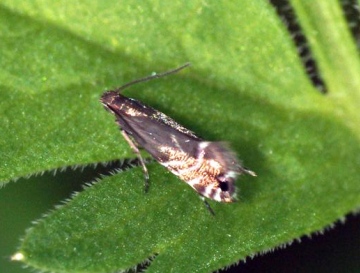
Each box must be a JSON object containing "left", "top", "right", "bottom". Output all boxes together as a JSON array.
[
  {"left": 120, "top": 129, "right": 150, "bottom": 192},
  {"left": 200, "top": 196, "right": 215, "bottom": 216},
  {"left": 242, "top": 166, "right": 257, "bottom": 177}
]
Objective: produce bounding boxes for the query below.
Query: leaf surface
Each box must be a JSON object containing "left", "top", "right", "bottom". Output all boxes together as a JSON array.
[{"left": 1, "top": 1, "right": 359, "bottom": 273}]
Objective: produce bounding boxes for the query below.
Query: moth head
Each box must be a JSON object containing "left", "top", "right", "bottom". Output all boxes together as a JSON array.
[
  {"left": 100, "top": 91, "right": 120, "bottom": 115},
  {"left": 100, "top": 91, "right": 117, "bottom": 105}
]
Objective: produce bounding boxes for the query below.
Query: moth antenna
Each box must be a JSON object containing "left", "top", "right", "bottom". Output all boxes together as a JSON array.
[{"left": 115, "top": 63, "right": 191, "bottom": 93}]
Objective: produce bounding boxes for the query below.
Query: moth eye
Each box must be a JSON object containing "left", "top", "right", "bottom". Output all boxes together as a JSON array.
[{"left": 219, "top": 181, "right": 229, "bottom": 191}]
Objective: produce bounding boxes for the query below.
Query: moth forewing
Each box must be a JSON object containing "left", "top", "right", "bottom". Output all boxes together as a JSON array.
[
  {"left": 163, "top": 141, "right": 244, "bottom": 203},
  {"left": 101, "top": 91, "right": 200, "bottom": 158}
]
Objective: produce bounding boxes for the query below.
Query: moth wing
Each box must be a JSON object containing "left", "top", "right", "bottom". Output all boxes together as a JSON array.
[{"left": 116, "top": 112, "right": 201, "bottom": 162}]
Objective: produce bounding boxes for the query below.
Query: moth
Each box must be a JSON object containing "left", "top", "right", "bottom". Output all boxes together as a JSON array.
[{"left": 100, "top": 63, "right": 256, "bottom": 214}]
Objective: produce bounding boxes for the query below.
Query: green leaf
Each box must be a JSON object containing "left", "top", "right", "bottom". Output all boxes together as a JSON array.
[{"left": 1, "top": 1, "right": 360, "bottom": 273}]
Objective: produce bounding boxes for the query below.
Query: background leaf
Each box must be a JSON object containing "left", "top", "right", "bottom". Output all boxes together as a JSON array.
[{"left": 1, "top": 1, "right": 359, "bottom": 273}]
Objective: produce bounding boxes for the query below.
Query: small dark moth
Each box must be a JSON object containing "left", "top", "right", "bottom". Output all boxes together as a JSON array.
[{"left": 100, "top": 63, "right": 256, "bottom": 214}]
